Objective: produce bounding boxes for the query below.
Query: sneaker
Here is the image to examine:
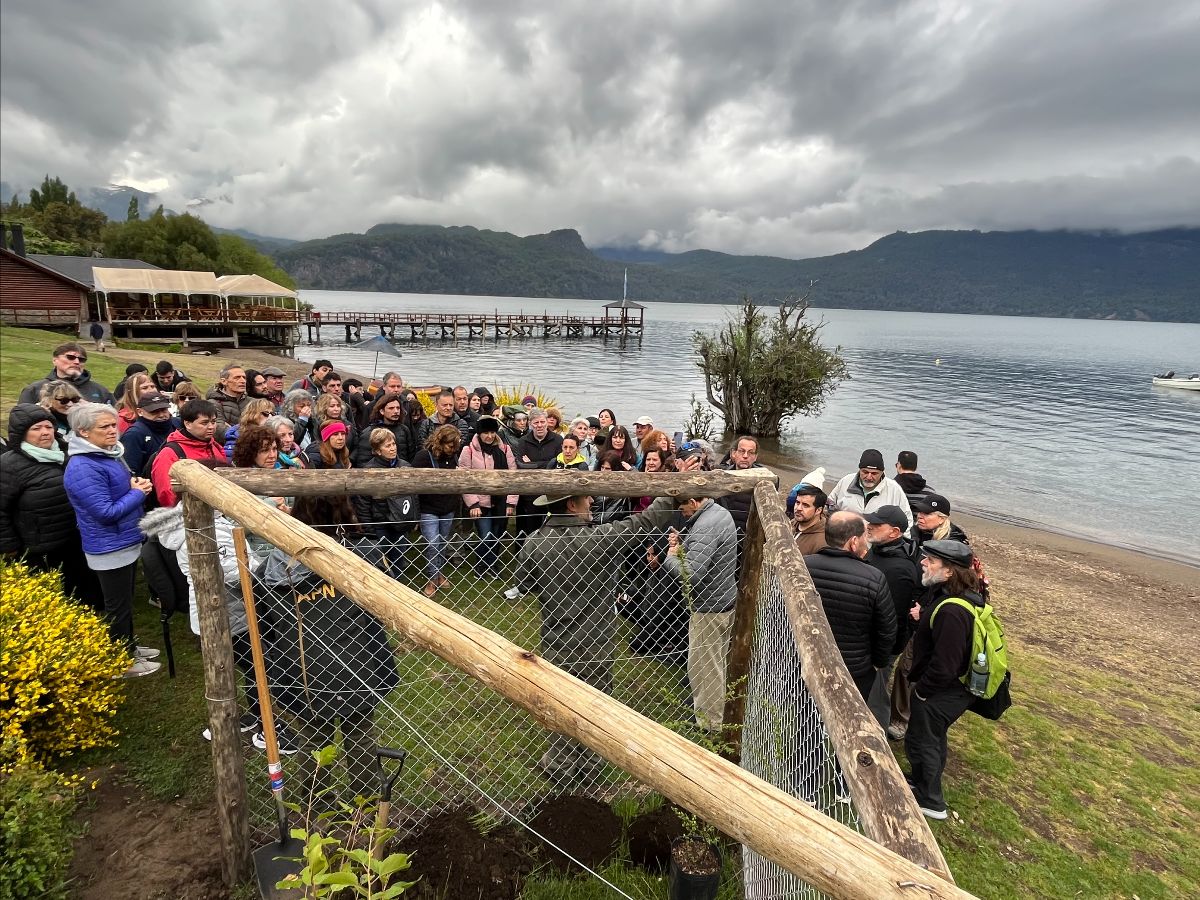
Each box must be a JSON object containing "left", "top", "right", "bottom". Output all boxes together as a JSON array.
[
  {"left": 886, "top": 725, "right": 906, "bottom": 741},
  {"left": 503, "top": 586, "right": 521, "bottom": 600},
  {"left": 919, "top": 805, "right": 948, "bottom": 820},
  {"left": 201, "top": 712, "right": 260, "bottom": 742},
  {"left": 253, "top": 727, "right": 299, "bottom": 756},
  {"left": 135, "top": 646, "right": 161, "bottom": 660},
  {"left": 121, "top": 658, "right": 162, "bottom": 678},
  {"left": 148, "top": 597, "right": 161, "bottom": 609}
]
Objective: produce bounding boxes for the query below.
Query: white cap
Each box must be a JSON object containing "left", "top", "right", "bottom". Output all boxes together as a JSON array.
[{"left": 799, "top": 466, "right": 826, "bottom": 488}]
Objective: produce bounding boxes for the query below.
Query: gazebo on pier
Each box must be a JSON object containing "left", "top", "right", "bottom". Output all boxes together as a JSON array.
[{"left": 602, "top": 297, "right": 645, "bottom": 340}]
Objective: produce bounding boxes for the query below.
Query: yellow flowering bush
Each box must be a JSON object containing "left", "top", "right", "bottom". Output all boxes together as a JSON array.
[
  {"left": 492, "top": 384, "right": 560, "bottom": 413},
  {"left": 0, "top": 561, "right": 127, "bottom": 765}
]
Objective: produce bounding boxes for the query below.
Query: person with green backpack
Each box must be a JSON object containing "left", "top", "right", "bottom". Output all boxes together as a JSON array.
[{"left": 906, "top": 539, "right": 1010, "bottom": 820}]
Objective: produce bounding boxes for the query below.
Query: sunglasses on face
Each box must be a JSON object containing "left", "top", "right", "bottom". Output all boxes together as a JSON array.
[
  {"left": 55, "top": 396, "right": 80, "bottom": 405},
  {"left": 63, "top": 354, "right": 87, "bottom": 363}
]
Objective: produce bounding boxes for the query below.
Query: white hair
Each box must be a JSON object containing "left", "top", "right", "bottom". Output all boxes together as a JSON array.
[{"left": 67, "top": 401, "right": 117, "bottom": 432}]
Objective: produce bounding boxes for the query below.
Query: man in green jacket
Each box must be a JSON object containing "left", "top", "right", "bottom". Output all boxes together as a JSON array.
[{"left": 518, "top": 492, "right": 680, "bottom": 784}]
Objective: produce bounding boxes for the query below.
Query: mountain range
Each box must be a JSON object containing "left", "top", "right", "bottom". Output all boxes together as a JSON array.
[
  {"left": 3, "top": 181, "right": 1195, "bottom": 320},
  {"left": 275, "top": 224, "right": 1200, "bottom": 322}
]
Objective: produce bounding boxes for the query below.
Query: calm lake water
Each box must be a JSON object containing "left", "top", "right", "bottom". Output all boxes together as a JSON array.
[{"left": 298, "top": 290, "right": 1200, "bottom": 563}]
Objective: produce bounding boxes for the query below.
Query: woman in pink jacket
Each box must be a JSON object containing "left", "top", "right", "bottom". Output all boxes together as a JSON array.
[{"left": 458, "top": 415, "right": 517, "bottom": 578}]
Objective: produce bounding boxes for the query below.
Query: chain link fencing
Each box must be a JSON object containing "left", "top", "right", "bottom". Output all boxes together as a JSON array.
[
  {"left": 186, "top": 479, "right": 932, "bottom": 898},
  {"left": 740, "top": 559, "right": 863, "bottom": 899}
]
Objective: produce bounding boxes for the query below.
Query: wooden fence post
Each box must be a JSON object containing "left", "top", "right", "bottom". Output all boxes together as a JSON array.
[
  {"left": 721, "top": 495, "right": 765, "bottom": 762},
  {"left": 181, "top": 493, "right": 251, "bottom": 887}
]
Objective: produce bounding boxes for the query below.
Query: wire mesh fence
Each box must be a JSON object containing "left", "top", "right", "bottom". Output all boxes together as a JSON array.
[
  {"left": 740, "top": 559, "right": 862, "bottom": 900},
  {"left": 222, "top": 498, "right": 763, "bottom": 883},
  {"left": 185, "top": 478, "right": 910, "bottom": 898}
]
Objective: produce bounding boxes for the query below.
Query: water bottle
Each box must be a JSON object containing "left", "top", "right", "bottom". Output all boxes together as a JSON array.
[{"left": 968, "top": 652, "right": 989, "bottom": 696}]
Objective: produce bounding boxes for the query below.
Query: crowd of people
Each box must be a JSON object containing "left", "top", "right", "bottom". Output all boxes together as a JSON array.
[{"left": 1, "top": 341, "right": 993, "bottom": 816}]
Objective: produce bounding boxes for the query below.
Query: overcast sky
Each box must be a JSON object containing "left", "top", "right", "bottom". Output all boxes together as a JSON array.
[{"left": 2, "top": 0, "right": 1198, "bottom": 257}]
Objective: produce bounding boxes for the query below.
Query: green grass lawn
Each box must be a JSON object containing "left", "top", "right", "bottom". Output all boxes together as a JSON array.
[
  {"left": 0, "top": 325, "right": 216, "bottom": 411},
  {"left": 0, "top": 326, "right": 133, "bottom": 409},
  {"left": 933, "top": 648, "right": 1199, "bottom": 900}
]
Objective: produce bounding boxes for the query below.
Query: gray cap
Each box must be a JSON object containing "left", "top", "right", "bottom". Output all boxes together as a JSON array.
[
  {"left": 920, "top": 539, "right": 973, "bottom": 567},
  {"left": 260, "top": 365, "right": 286, "bottom": 377}
]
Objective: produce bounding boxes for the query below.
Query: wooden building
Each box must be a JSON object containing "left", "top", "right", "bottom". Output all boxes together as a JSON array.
[{"left": 0, "top": 250, "right": 158, "bottom": 327}]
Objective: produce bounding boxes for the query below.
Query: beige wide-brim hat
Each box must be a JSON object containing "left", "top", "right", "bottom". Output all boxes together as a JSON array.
[{"left": 532, "top": 494, "right": 574, "bottom": 507}]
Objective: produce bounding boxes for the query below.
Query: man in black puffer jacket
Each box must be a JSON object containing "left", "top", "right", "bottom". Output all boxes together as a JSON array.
[
  {"left": 0, "top": 404, "right": 102, "bottom": 607},
  {"left": 804, "top": 511, "right": 897, "bottom": 700},
  {"left": 864, "top": 505, "right": 921, "bottom": 731},
  {"left": 512, "top": 408, "right": 563, "bottom": 542}
]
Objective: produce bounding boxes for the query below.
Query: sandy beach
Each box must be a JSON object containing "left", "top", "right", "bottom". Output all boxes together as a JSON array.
[{"left": 765, "top": 454, "right": 1200, "bottom": 688}]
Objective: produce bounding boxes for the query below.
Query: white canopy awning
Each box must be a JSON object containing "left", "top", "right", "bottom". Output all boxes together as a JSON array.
[
  {"left": 216, "top": 273, "right": 296, "bottom": 298},
  {"left": 92, "top": 267, "right": 220, "bottom": 295}
]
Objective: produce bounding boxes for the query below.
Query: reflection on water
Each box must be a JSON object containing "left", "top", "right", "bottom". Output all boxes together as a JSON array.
[{"left": 299, "top": 290, "right": 1200, "bottom": 562}]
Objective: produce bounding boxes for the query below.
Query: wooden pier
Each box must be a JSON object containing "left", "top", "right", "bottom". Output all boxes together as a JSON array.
[{"left": 303, "top": 305, "right": 645, "bottom": 346}]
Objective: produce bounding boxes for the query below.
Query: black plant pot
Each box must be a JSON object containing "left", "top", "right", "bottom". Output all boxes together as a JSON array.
[{"left": 668, "top": 838, "right": 722, "bottom": 900}]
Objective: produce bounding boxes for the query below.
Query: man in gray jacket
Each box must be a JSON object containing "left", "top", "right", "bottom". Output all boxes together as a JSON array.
[
  {"left": 664, "top": 496, "right": 738, "bottom": 732},
  {"left": 518, "top": 492, "right": 680, "bottom": 783}
]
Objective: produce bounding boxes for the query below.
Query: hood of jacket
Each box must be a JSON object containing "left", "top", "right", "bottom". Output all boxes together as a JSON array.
[
  {"left": 7, "top": 403, "right": 55, "bottom": 447},
  {"left": 894, "top": 472, "right": 928, "bottom": 494},
  {"left": 139, "top": 505, "right": 186, "bottom": 550},
  {"left": 871, "top": 535, "right": 917, "bottom": 560},
  {"left": 67, "top": 431, "right": 125, "bottom": 460}
]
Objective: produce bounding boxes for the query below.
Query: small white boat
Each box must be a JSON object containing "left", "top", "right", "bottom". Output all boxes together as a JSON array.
[{"left": 1152, "top": 372, "right": 1200, "bottom": 390}]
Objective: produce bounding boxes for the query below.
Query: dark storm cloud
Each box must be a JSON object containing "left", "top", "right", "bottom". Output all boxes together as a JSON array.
[{"left": 1, "top": 0, "right": 1196, "bottom": 255}]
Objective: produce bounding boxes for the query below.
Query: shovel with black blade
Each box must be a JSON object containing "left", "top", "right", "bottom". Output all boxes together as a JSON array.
[
  {"left": 372, "top": 748, "right": 407, "bottom": 859},
  {"left": 234, "top": 528, "right": 305, "bottom": 899}
]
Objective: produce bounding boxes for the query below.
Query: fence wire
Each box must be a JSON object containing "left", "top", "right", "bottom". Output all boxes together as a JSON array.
[
  {"left": 740, "top": 560, "right": 863, "bottom": 900},
  {"left": 192, "top": 492, "right": 874, "bottom": 898}
]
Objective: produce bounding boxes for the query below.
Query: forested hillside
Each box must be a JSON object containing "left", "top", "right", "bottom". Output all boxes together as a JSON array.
[{"left": 277, "top": 225, "right": 1200, "bottom": 321}]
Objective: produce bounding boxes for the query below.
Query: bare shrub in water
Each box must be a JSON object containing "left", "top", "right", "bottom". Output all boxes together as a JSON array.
[{"left": 693, "top": 291, "right": 848, "bottom": 437}]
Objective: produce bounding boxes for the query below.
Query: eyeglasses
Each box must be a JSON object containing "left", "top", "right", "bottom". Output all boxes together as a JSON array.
[
  {"left": 54, "top": 396, "right": 80, "bottom": 405},
  {"left": 63, "top": 354, "right": 87, "bottom": 363}
]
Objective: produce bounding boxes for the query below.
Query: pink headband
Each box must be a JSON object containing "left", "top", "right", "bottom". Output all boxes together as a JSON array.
[{"left": 320, "top": 421, "right": 347, "bottom": 441}]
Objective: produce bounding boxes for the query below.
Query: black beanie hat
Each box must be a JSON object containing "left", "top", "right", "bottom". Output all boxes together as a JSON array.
[
  {"left": 7, "top": 403, "right": 55, "bottom": 447},
  {"left": 858, "top": 448, "right": 886, "bottom": 470}
]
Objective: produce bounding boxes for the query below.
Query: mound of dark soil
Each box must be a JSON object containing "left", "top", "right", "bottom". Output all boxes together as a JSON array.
[
  {"left": 628, "top": 804, "right": 685, "bottom": 871},
  {"left": 405, "top": 806, "right": 538, "bottom": 900},
  {"left": 528, "top": 794, "right": 622, "bottom": 873}
]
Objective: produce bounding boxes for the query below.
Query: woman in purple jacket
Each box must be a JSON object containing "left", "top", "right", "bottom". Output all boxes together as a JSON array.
[{"left": 64, "top": 402, "right": 160, "bottom": 678}]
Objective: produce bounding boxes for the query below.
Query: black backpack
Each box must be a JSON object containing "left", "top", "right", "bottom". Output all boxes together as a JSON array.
[{"left": 140, "top": 440, "right": 187, "bottom": 510}]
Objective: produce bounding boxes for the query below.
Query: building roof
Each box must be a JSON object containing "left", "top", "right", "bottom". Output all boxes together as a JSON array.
[
  {"left": 215, "top": 273, "right": 296, "bottom": 298},
  {"left": 28, "top": 254, "right": 159, "bottom": 289},
  {"left": 603, "top": 298, "right": 646, "bottom": 310},
  {"left": 93, "top": 267, "right": 221, "bottom": 295}
]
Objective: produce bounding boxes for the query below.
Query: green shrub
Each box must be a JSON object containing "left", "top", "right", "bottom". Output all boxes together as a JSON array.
[{"left": 0, "top": 762, "right": 80, "bottom": 900}]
